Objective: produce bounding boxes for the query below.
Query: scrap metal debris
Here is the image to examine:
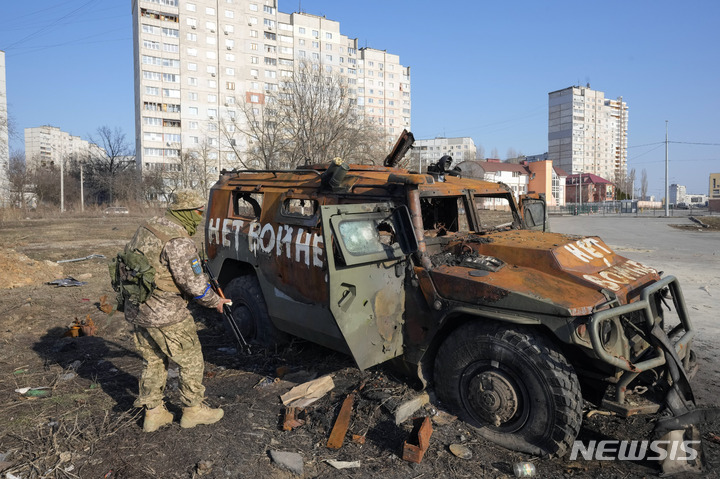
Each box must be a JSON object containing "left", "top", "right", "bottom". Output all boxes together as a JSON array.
[
  {"left": 56, "top": 254, "right": 106, "bottom": 264},
  {"left": 99, "top": 294, "right": 114, "bottom": 314},
  {"left": 402, "top": 417, "right": 432, "bottom": 463},
  {"left": 47, "top": 277, "right": 87, "bottom": 287},
  {"left": 282, "top": 407, "right": 306, "bottom": 431},
  {"left": 63, "top": 315, "right": 97, "bottom": 337},
  {"left": 327, "top": 393, "right": 355, "bottom": 450}
]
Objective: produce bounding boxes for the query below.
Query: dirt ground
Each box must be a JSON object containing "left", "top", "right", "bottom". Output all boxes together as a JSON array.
[{"left": 0, "top": 213, "right": 719, "bottom": 479}]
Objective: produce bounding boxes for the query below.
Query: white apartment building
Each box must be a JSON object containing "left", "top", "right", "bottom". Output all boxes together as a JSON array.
[
  {"left": 24, "top": 126, "right": 104, "bottom": 167},
  {"left": 411, "top": 137, "right": 476, "bottom": 173},
  {"left": 131, "top": 0, "right": 411, "bottom": 174},
  {"left": 0, "top": 50, "right": 9, "bottom": 206},
  {"left": 548, "top": 85, "right": 628, "bottom": 182}
]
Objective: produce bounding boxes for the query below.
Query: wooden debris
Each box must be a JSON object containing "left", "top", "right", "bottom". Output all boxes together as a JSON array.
[{"left": 280, "top": 375, "right": 334, "bottom": 408}]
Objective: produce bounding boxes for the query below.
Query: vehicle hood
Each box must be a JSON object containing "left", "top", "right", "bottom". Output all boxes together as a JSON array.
[{"left": 428, "top": 230, "right": 660, "bottom": 317}]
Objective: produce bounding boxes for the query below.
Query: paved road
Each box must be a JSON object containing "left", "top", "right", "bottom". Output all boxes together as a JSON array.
[{"left": 551, "top": 215, "right": 720, "bottom": 404}]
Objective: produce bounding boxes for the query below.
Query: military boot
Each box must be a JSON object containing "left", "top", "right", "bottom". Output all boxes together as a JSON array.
[
  {"left": 143, "top": 404, "right": 174, "bottom": 432},
  {"left": 180, "top": 403, "right": 224, "bottom": 428}
]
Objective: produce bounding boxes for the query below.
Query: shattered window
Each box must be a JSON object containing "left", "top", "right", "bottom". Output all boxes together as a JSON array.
[
  {"left": 475, "top": 196, "right": 515, "bottom": 230},
  {"left": 232, "top": 192, "right": 263, "bottom": 218},
  {"left": 420, "top": 197, "right": 469, "bottom": 237},
  {"left": 338, "top": 218, "right": 397, "bottom": 256},
  {"left": 282, "top": 198, "right": 317, "bottom": 218}
]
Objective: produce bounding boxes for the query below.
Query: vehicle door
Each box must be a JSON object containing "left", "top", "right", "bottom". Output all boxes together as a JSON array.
[
  {"left": 519, "top": 193, "right": 548, "bottom": 232},
  {"left": 320, "top": 202, "right": 418, "bottom": 370}
]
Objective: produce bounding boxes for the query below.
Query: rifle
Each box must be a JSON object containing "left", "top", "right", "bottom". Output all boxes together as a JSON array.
[{"left": 202, "top": 255, "right": 251, "bottom": 354}]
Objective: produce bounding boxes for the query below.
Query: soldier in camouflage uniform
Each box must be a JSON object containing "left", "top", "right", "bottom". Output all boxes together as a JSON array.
[{"left": 124, "top": 190, "right": 231, "bottom": 432}]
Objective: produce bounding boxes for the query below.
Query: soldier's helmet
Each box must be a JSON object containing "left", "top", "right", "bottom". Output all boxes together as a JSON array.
[{"left": 169, "top": 189, "right": 206, "bottom": 210}]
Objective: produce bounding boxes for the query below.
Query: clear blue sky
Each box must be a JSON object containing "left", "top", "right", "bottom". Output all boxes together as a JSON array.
[{"left": 1, "top": 0, "right": 718, "bottom": 199}]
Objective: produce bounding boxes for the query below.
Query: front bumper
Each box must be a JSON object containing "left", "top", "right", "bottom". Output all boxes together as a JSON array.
[{"left": 587, "top": 275, "right": 696, "bottom": 414}]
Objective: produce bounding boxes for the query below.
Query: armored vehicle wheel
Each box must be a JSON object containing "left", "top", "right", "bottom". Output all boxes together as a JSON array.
[
  {"left": 224, "top": 275, "right": 288, "bottom": 348},
  {"left": 434, "top": 321, "right": 582, "bottom": 456}
]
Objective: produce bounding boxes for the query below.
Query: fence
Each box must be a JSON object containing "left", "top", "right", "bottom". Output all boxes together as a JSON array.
[{"left": 550, "top": 201, "right": 715, "bottom": 217}]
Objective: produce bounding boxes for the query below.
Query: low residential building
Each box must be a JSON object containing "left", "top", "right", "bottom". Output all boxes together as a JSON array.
[
  {"left": 411, "top": 137, "right": 476, "bottom": 173},
  {"left": 456, "top": 159, "right": 566, "bottom": 206},
  {"left": 566, "top": 173, "right": 614, "bottom": 203},
  {"left": 709, "top": 173, "right": 720, "bottom": 212},
  {"left": 526, "top": 161, "right": 567, "bottom": 207}
]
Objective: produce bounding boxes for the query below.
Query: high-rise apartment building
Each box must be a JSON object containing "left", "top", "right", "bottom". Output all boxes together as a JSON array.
[
  {"left": 24, "top": 126, "right": 104, "bottom": 167},
  {"left": 0, "top": 50, "right": 9, "bottom": 206},
  {"left": 131, "top": 0, "right": 411, "bottom": 175},
  {"left": 548, "top": 85, "right": 628, "bottom": 182}
]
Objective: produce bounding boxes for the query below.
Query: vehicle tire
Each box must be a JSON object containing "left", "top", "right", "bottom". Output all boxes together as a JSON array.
[
  {"left": 434, "top": 321, "right": 582, "bottom": 457},
  {"left": 223, "top": 275, "right": 288, "bottom": 349}
]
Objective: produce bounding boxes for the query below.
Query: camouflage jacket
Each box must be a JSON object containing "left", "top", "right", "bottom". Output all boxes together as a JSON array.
[{"left": 123, "top": 216, "right": 221, "bottom": 328}]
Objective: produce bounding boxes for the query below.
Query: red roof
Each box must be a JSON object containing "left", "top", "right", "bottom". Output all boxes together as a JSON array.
[
  {"left": 566, "top": 173, "right": 612, "bottom": 185},
  {"left": 476, "top": 162, "right": 529, "bottom": 174}
]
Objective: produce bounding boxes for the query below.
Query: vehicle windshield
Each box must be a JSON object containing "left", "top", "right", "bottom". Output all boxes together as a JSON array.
[
  {"left": 474, "top": 195, "right": 517, "bottom": 231},
  {"left": 420, "top": 196, "right": 470, "bottom": 237}
]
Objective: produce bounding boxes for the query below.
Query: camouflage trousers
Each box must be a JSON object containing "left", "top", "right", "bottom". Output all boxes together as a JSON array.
[{"left": 132, "top": 316, "right": 206, "bottom": 409}]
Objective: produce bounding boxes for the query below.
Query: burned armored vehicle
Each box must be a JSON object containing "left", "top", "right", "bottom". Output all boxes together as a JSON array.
[{"left": 204, "top": 132, "right": 697, "bottom": 457}]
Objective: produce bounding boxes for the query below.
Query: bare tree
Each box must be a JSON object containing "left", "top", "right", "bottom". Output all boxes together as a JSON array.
[
  {"left": 490, "top": 147, "right": 499, "bottom": 159},
  {"left": 7, "top": 151, "right": 32, "bottom": 208},
  {"left": 476, "top": 144, "right": 485, "bottom": 160},
  {"left": 506, "top": 147, "right": 518, "bottom": 160},
  {"left": 641, "top": 169, "right": 648, "bottom": 200},
  {"left": 160, "top": 149, "right": 217, "bottom": 196},
  {"left": 222, "top": 97, "right": 291, "bottom": 170},
  {"left": 224, "top": 61, "right": 387, "bottom": 170},
  {"left": 627, "top": 168, "right": 636, "bottom": 199},
  {"left": 88, "top": 126, "right": 136, "bottom": 203}
]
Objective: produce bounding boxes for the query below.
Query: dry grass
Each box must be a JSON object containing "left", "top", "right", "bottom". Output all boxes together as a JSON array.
[{"left": 2, "top": 410, "right": 141, "bottom": 479}]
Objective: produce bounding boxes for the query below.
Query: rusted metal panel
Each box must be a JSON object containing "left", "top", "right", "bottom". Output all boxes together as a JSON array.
[
  {"left": 402, "top": 417, "right": 433, "bottom": 463},
  {"left": 327, "top": 393, "right": 355, "bottom": 449}
]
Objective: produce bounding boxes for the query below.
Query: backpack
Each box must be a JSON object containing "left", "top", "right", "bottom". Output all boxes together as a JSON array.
[
  {"left": 109, "top": 248, "right": 156, "bottom": 311},
  {"left": 108, "top": 223, "right": 180, "bottom": 311}
]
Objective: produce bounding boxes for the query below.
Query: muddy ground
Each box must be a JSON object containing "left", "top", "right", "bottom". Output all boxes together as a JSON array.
[{"left": 0, "top": 212, "right": 719, "bottom": 479}]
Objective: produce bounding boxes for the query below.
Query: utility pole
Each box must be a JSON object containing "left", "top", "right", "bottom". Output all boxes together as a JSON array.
[
  {"left": 80, "top": 161, "right": 84, "bottom": 212},
  {"left": 665, "top": 121, "right": 669, "bottom": 216},
  {"left": 59, "top": 150, "right": 64, "bottom": 213}
]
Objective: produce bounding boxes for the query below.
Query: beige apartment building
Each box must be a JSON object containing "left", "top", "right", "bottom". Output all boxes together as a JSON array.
[
  {"left": 548, "top": 85, "right": 628, "bottom": 182},
  {"left": 131, "top": 0, "right": 411, "bottom": 174},
  {"left": 411, "top": 137, "right": 476, "bottom": 173},
  {"left": 24, "top": 126, "right": 104, "bottom": 168}
]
